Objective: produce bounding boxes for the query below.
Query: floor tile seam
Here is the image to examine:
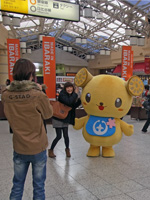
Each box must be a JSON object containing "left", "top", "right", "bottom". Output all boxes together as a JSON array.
[
  {"left": 125, "top": 188, "right": 150, "bottom": 199},
  {"left": 61, "top": 188, "right": 99, "bottom": 199}
]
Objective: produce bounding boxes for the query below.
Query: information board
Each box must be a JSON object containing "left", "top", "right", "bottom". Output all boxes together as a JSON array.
[{"left": 0, "top": 0, "right": 79, "bottom": 21}]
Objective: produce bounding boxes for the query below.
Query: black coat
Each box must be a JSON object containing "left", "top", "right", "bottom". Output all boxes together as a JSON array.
[{"left": 54, "top": 89, "right": 81, "bottom": 125}]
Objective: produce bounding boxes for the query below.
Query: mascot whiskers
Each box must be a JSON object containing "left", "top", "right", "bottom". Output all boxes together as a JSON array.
[{"left": 74, "top": 68, "right": 144, "bottom": 157}]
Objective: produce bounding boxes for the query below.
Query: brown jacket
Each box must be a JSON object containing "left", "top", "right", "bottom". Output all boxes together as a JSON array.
[{"left": 2, "top": 80, "right": 53, "bottom": 155}]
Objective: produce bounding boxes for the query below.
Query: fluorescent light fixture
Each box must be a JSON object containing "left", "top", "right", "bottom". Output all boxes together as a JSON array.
[
  {"left": 12, "top": 17, "right": 20, "bottom": 27},
  {"left": 20, "top": 42, "right": 26, "bottom": 48}
]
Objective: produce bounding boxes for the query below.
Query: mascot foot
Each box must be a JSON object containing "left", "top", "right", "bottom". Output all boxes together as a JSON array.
[
  {"left": 87, "top": 145, "right": 100, "bottom": 157},
  {"left": 102, "top": 147, "right": 115, "bottom": 158}
]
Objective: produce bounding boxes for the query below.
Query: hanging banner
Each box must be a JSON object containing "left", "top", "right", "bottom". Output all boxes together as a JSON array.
[
  {"left": 121, "top": 46, "right": 133, "bottom": 81},
  {"left": 7, "top": 39, "right": 20, "bottom": 82},
  {"left": 145, "top": 58, "right": 150, "bottom": 74},
  {"left": 0, "top": 0, "right": 79, "bottom": 22},
  {"left": 43, "top": 36, "right": 56, "bottom": 99}
]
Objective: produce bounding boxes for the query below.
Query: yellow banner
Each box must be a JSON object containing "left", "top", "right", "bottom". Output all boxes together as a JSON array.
[{"left": 1, "top": 0, "right": 28, "bottom": 14}]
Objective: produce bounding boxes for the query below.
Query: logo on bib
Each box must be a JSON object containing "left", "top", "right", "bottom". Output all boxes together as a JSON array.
[{"left": 86, "top": 116, "right": 116, "bottom": 137}]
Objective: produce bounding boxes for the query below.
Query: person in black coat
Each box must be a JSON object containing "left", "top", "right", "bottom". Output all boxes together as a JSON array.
[
  {"left": 48, "top": 82, "right": 81, "bottom": 158},
  {"left": 142, "top": 86, "right": 150, "bottom": 133}
]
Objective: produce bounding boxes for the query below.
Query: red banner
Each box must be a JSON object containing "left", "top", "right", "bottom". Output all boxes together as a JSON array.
[
  {"left": 145, "top": 58, "right": 150, "bottom": 74},
  {"left": 7, "top": 39, "right": 20, "bottom": 81},
  {"left": 43, "top": 37, "right": 56, "bottom": 99},
  {"left": 121, "top": 46, "right": 133, "bottom": 81}
]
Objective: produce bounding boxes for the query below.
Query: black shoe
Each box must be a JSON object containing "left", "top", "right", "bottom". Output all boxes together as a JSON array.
[{"left": 141, "top": 130, "right": 147, "bottom": 133}]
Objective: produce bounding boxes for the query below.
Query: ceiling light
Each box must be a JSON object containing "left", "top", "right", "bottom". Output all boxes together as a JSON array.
[
  {"left": 12, "top": 17, "right": 20, "bottom": 27},
  {"left": 27, "top": 48, "right": 31, "bottom": 54},
  {"left": 81, "top": 38, "right": 87, "bottom": 44},
  {"left": 100, "top": 49, "right": 106, "bottom": 55},
  {"left": 91, "top": 55, "right": 95, "bottom": 59},
  {"left": 68, "top": 47, "right": 72, "bottom": 52},
  {"left": 130, "top": 36, "right": 137, "bottom": 45},
  {"left": 75, "top": 37, "right": 82, "bottom": 43},
  {"left": 2, "top": 15, "right": 11, "bottom": 26},
  {"left": 39, "top": 35, "right": 45, "bottom": 42},
  {"left": 63, "top": 46, "right": 68, "bottom": 51},
  {"left": 21, "top": 48, "right": 26, "bottom": 54},
  {"left": 20, "top": 42, "right": 26, "bottom": 48},
  {"left": 86, "top": 55, "right": 91, "bottom": 60},
  {"left": 137, "top": 37, "right": 145, "bottom": 46},
  {"left": 83, "top": 7, "right": 93, "bottom": 18},
  {"left": 105, "top": 50, "right": 111, "bottom": 55}
]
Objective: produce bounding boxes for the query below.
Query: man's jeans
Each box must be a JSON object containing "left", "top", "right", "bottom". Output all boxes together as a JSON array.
[{"left": 10, "top": 150, "right": 47, "bottom": 200}]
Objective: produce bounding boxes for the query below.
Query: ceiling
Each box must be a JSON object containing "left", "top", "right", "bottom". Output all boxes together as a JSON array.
[{"left": 0, "top": 0, "right": 150, "bottom": 59}]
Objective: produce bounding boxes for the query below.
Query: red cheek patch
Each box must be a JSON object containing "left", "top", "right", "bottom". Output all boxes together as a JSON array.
[
  {"left": 83, "top": 102, "right": 87, "bottom": 105},
  {"left": 118, "top": 108, "right": 123, "bottom": 111}
]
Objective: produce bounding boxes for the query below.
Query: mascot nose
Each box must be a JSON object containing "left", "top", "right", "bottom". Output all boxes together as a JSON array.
[{"left": 100, "top": 102, "right": 103, "bottom": 106}]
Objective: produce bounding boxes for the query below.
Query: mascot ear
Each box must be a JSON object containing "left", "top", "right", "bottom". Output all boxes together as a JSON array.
[
  {"left": 75, "top": 68, "right": 93, "bottom": 88},
  {"left": 126, "top": 75, "right": 144, "bottom": 96}
]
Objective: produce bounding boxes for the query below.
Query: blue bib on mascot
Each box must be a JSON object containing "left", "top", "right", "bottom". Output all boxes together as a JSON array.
[{"left": 86, "top": 116, "right": 116, "bottom": 137}]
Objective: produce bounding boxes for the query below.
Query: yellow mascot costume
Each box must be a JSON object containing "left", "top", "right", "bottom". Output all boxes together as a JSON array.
[{"left": 74, "top": 68, "right": 144, "bottom": 157}]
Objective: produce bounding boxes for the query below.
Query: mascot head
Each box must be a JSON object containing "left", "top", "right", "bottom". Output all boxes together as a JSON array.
[{"left": 75, "top": 68, "right": 144, "bottom": 119}]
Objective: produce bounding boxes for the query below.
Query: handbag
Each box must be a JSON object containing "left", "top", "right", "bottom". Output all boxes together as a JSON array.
[{"left": 50, "top": 101, "right": 72, "bottom": 119}]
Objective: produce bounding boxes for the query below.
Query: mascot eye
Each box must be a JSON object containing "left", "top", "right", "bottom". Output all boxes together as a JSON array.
[
  {"left": 85, "top": 93, "right": 91, "bottom": 103},
  {"left": 115, "top": 98, "right": 122, "bottom": 108}
]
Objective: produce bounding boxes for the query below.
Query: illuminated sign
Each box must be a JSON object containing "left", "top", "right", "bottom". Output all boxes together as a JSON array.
[{"left": 0, "top": 0, "right": 79, "bottom": 21}]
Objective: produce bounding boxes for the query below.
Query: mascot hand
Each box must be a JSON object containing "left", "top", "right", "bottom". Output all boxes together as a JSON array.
[
  {"left": 73, "top": 118, "right": 81, "bottom": 130},
  {"left": 121, "top": 121, "right": 134, "bottom": 136},
  {"left": 73, "top": 116, "right": 87, "bottom": 130},
  {"left": 124, "top": 124, "right": 134, "bottom": 136}
]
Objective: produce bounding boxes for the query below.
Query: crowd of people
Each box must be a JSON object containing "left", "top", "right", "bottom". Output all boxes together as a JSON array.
[{"left": 2, "top": 58, "right": 81, "bottom": 200}]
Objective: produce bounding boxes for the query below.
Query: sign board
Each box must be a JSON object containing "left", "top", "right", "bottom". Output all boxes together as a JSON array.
[
  {"left": 43, "top": 36, "right": 56, "bottom": 99},
  {"left": 145, "top": 58, "right": 150, "bottom": 74},
  {"left": 121, "top": 46, "right": 133, "bottom": 81},
  {"left": 7, "top": 39, "right": 20, "bottom": 82},
  {"left": 0, "top": 0, "right": 79, "bottom": 21}
]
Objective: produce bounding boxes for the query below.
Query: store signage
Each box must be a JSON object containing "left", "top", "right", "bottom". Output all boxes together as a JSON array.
[
  {"left": 43, "top": 36, "right": 56, "bottom": 99},
  {"left": 121, "top": 46, "right": 133, "bottom": 81},
  {"left": 0, "top": 0, "right": 79, "bottom": 21},
  {"left": 145, "top": 58, "right": 150, "bottom": 74},
  {"left": 7, "top": 39, "right": 20, "bottom": 82}
]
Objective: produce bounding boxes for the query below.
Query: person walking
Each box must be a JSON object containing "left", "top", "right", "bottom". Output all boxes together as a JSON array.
[
  {"left": 2, "top": 58, "right": 53, "bottom": 200},
  {"left": 141, "top": 85, "right": 150, "bottom": 133},
  {"left": 48, "top": 82, "right": 81, "bottom": 158}
]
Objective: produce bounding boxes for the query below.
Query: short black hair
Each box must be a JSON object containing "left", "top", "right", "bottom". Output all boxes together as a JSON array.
[{"left": 64, "top": 82, "right": 74, "bottom": 92}]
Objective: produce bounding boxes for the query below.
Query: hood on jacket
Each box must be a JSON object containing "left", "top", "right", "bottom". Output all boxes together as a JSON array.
[{"left": 7, "top": 80, "right": 40, "bottom": 92}]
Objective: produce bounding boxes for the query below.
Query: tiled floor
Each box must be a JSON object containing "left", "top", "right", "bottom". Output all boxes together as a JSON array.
[{"left": 1, "top": 115, "right": 150, "bottom": 200}]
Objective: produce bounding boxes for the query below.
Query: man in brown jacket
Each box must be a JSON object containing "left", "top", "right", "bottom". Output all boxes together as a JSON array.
[{"left": 2, "top": 58, "right": 53, "bottom": 200}]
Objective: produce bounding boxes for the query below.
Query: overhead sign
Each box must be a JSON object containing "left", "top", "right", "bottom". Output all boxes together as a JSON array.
[
  {"left": 7, "top": 39, "right": 20, "bottom": 82},
  {"left": 43, "top": 36, "right": 56, "bottom": 99},
  {"left": 0, "top": 0, "right": 80, "bottom": 21},
  {"left": 121, "top": 46, "right": 133, "bottom": 81}
]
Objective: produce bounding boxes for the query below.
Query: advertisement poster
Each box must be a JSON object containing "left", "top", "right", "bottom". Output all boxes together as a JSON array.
[
  {"left": 43, "top": 36, "right": 56, "bottom": 99},
  {"left": 121, "top": 46, "right": 133, "bottom": 81},
  {"left": 7, "top": 39, "right": 20, "bottom": 82}
]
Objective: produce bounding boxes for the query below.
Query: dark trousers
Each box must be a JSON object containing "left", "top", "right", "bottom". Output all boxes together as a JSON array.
[
  {"left": 142, "top": 111, "right": 150, "bottom": 132},
  {"left": 50, "top": 127, "right": 69, "bottom": 150},
  {"left": 142, "top": 118, "right": 150, "bottom": 132}
]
